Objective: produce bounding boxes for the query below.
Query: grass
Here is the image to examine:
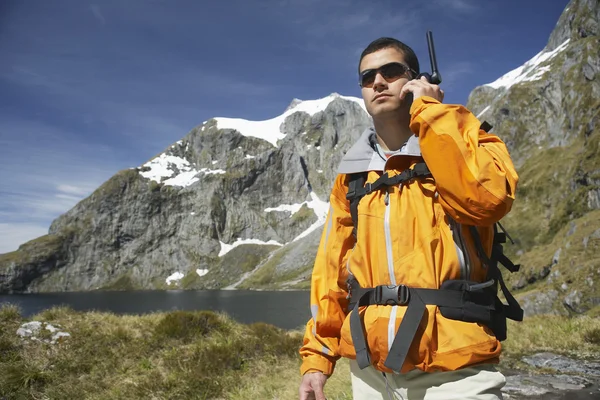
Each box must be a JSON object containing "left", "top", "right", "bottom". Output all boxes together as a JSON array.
[
  {"left": 0, "top": 303, "right": 303, "bottom": 400},
  {"left": 237, "top": 247, "right": 290, "bottom": 289},
  {"left": 2, "top": 302, "right": 600, "bottom": 399}
]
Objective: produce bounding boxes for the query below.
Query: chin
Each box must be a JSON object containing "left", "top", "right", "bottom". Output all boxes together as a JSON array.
[{"left": 369, "top": 103, "right": 402, "bottom": 117}]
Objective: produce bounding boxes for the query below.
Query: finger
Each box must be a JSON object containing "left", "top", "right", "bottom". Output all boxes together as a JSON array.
[
  {"left": 300, "top": 389, "right": 314, "bottom": 400},
  {"left": 312, "top": 378, "right": 327, "bottom": 400},
  {"left": 420, "top": 76, "right": 428, "bottom": 82},
  {"left": 399, "top": 83, "right": 413, "bottom": 100},
  {"left": 314, "top": 386, "right": 326, "bottom": 400}
]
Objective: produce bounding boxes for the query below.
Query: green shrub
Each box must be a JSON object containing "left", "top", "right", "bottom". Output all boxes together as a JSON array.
[
  {"left": 0, "top": 303, "right": 21, "bottom": 323},
  {"left": 153, "top": 311, "right": 229, "bottom": 342}
]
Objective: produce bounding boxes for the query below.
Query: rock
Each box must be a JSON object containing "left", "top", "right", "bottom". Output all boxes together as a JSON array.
[
  {"left": 501, "top": 352, "right": 600, "bottom": 399},
  {"left": 539, "top": 265, "right": 552, "bottom": 280},
  {"left": 16, "top": 321, "right": 43, "bottom": 338},
  {"left": 16, "top": 321, "right": 71, "bottom": 344},
  {"left": 564, "top": 290, "right": 586, "bottom": 313},
  {"left": 2, "top": 0, "right": 600, "bottom": 297},
  {"left": 520, "top": 290, "right": 563, "bottom": 317},
  {"left": 503, "top": 373, "right": 592, "bottom": 397},
  {"left": 567, "top": 221, "right": 577, "bottom": 236},
  {"left": 552, "top": 248, "right": 562, "bottom": 267},
  {"left": 0, "top": 94, "right": 371, "bottom": 293},
  {"left": 561, "top": 283, "right": 569, "bottom": 291},
  {"left": 547, "top": 269, "right": 561, "bottom": 284},
  {"left": 513, "top": 276, "right": 529, "bottom": 290},
  {"left": 522, "top": 353, "right": 600, "bottom": 377}
]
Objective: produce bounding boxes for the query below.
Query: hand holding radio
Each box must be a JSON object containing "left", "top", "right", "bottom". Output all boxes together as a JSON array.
[
  {"left": 399, "top": 76, "right": 444, "bottom": 103},
  {"left": 399, "top": 31, "right": 444, "bottom": 103}
]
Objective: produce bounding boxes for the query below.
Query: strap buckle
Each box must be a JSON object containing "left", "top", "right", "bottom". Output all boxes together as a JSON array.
[{"left": 374, "top": 285, "right": 410, "bottom": 306}]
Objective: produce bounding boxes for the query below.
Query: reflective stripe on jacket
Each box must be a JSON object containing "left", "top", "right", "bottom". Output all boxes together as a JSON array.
[{"left": 299, "top": 96, "right": 519, "bottom": 376}]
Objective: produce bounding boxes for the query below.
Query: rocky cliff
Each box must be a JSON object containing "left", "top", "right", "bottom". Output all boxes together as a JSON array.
[
  {"left": 467, "top": 0, "right": 600, "bottom": 315},
  {"left": 0, "top": 94, "right": 371, "bottom": 292},
  {"left": 2, "top": 0, "right": 599, "bottom": 321}
]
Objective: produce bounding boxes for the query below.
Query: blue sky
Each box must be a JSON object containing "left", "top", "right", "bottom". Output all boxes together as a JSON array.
[{"left": 0, "top": 0, "right": 570, "bottom": 253}]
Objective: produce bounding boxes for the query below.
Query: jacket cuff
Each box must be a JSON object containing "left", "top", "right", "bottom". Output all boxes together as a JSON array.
[
  {"left": 409, "top": 96, "right": 441, "bottom": 120},
  {"left": 300, "top": 354, "right": 336, "bottom": 376}
]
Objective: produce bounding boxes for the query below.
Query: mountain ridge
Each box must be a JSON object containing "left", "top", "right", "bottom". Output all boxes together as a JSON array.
[{"left": 2, "top": 0, "right": 599, "bottom": 320}]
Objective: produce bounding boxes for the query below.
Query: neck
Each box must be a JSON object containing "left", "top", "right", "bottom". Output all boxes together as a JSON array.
[{"left": 372, "top": 110, "right": 414, "bottom": 151}]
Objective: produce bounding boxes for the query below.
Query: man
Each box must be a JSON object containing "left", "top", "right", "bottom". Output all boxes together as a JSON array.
[{"left": 298, "top": 37, "right": 520, "bottom": 400}]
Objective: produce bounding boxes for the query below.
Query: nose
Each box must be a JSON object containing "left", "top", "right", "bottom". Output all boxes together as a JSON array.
[{"left": 372, "top": 72, "right": 387, "bottom": 91}]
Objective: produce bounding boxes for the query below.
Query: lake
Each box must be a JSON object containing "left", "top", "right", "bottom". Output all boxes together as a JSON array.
[{"left": 0, "top": 290, "right": 312, "bottom": 330}]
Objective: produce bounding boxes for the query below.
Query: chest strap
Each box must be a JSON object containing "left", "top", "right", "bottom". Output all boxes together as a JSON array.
[{"left": 347, "top": 278, "right": 503, "bottom": 372}]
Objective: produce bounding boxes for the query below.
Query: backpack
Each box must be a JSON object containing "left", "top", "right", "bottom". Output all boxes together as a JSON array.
[{"left": 344, "top": 122, "right": 523, "bottom": 372}]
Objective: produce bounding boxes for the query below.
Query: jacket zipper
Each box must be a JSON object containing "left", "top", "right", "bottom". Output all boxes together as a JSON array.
[{"left": 383, "top": 188, "right": 397, "bottom": 352}]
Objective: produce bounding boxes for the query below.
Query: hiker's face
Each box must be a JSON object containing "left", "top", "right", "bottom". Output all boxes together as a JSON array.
[{"left": 359, "top": 47, "right": 413, "bottom": 118}]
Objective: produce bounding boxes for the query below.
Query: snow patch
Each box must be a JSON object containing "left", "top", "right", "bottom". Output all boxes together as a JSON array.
[
  {"left": 139, "top": 154, "right": 200, "bottom": 187},
  {"left": 291, "top": 192, "right": 330, "bottom": 242},
  {"left": 476, "top": 106, "right": 491, "bottom": 119},
  {"left": 212, "top": 160, "right": 219, "bottom": 165},
  {"left": 200, "top": 168, "right": 226, "bottom": 175},
  {"left": 196, "top": 268, "right": 209, "bottom": 277},
  {"left": 166, "top": 272, "right": 184, "bottom": 285},
  {"left": 485, "top": 39, "right": 570, "bottom": 90},
  {"left": 163, "top": 170, "right": 200, "bottom": 186},
  {"left": 245, "top": 155, "right": 256, "bottom": 159},
  {"left": 219, "top": 238, "right": 283, "bottom": 257},
  {"left": 214, "top": 93, "right": 365, "bottom": 147},
  {"left": 265, "top": 202, "right": 305, "bottom": 214}
]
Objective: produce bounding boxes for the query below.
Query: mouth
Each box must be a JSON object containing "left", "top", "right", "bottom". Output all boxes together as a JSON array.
[{"left": 372, "top": 94, "right": 392, "bottom": 102}]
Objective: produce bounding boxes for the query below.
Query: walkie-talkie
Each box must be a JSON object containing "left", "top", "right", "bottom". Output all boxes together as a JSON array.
[{"left": 416, "top": 31, "right": 442, "bottom": 84}]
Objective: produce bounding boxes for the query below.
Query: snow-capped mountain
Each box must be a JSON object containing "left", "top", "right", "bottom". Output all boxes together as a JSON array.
[{"left": 2, "top": 0, "right": 599, "bottom": 319}]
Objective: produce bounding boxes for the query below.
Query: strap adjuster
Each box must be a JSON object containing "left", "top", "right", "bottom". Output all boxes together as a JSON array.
[{"left": 374, "top": 285, "right": 410, "bottom": 306}]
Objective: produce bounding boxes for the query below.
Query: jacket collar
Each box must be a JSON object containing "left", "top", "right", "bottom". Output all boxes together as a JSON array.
[{"left": 337, "top": 127, "right": 422, "bottom": 174}]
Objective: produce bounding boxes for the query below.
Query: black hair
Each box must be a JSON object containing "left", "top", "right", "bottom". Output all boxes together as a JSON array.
[{"left": 358, "top": 37, "right": 420, "bottom": 78}]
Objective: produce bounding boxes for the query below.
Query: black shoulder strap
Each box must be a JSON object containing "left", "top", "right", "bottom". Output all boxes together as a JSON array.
[
  {"left": 345, "top": 163, "right": 432, "bottom": 239},
  {"left": 347, "top": 172, "right": 368, "bottom": 239},
  {"left": 469, "top": 224, "right": 523, "bottom": 323}
]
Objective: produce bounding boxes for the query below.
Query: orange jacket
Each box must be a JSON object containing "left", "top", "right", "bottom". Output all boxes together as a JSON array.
[{"left": 299, "top": 96, "right": 518, "bottom": 376}]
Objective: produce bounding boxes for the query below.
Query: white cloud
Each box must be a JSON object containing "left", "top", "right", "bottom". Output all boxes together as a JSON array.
[
  {"left": 0, "top": 223, "right": 49, "bottom": 254},
  {"left": 0, "top": 117, "right": 124, "bottom": 250},
  {"left": 89, "top": 5, "right": 106, "bottom": 25},
  {"left": 56, "top": 184, "right": 93, "bottom": 197},
  {"left": 442, "top": 61, "right": 475, "bottom": 90},
  {"left": 432, "top": 0, "right": 478, "bottom": 13}
]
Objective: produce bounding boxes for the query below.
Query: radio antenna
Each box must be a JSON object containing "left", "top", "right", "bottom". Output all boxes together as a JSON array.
[{"left": 426, "top": 31, "right": 442, "bottom": 84}]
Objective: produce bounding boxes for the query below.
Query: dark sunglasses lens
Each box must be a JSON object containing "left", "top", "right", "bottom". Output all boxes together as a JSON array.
[
  {"left": 360, "top": 63, "right": 408, "bottom": 87},
  {"left": 361, "top": 70, "right": 376, "bottom": 87},
  {"left": 381, "top": 63, "right": 407, "bottom": 80}
]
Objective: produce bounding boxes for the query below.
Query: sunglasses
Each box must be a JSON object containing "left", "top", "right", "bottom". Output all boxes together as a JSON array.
[{"left": 358, "top": 62, "right": 416, "bottom": 88}]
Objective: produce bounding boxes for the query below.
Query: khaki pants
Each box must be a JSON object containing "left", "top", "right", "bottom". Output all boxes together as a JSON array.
[{"left": 350, "top": 360, "right": 505, "bottom": 400}]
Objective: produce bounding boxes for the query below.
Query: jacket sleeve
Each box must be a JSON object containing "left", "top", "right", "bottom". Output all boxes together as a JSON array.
[
  {"left": 299, "top": 174, "right": 355, "bottom": 376},
  {"left": 409, "top": 96, "right": 519, "bottom": 226}
]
